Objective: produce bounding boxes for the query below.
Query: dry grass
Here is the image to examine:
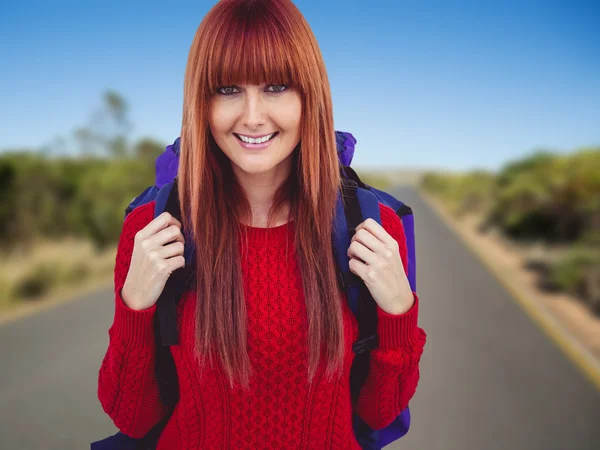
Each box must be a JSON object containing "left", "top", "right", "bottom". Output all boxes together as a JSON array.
[{"left": 0, "top": 237, "right": 116, "bottom": 313}]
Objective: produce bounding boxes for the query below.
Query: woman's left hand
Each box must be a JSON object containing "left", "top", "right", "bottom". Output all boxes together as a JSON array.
[{"left": 347, "top": 218, "right": 415, "bottom": 315}]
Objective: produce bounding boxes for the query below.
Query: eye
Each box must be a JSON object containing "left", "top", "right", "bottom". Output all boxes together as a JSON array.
[
  {"left": 217, "top": 86, "right": 239, "bottom": 95},
  {"left": 266, "top": 84, "right": 288, "bottom": 93}
]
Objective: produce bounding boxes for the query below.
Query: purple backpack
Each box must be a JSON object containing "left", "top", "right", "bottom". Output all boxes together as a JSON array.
[{"left": 94, "top": 131, "right": 415, "bottom": 450}]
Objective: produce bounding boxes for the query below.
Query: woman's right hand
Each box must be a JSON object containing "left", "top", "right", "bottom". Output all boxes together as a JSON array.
[{"left": 121, "top": 212, "right": 186, "bottom": 311}]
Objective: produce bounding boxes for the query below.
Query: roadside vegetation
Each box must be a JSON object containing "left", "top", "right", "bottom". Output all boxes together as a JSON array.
[{"left": 420, "top": 148, "right": 600, "bottom": 315}]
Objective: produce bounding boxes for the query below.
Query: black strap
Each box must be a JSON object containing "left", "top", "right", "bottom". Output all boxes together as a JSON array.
[
  {"left": 340, "top": 164, "right": 368, "bottom": 190},
  {"left": 340, "top": 168, "right": 380, "bottom": 406},
  {"left": 154, "top": 179, "right": 191, "bottom": 409},
  {"left": 135, "top": 413, "right": 171, "bottom": 450},
  {"left": 396, "top": 203, "right": 413, "bottom": 217}
]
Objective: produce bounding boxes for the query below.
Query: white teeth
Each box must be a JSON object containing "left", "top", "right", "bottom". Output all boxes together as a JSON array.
[{"left": 238, "top": 133, "right": 275, "bottom": 144}]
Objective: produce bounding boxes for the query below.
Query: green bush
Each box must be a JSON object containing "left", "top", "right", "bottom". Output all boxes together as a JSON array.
[
  {"left": 491, "top": 148, "right": 600, "bottom": 242},
  {"left": 420, "top": 170, "right": 495, "bottom": 217},
  {"left": 0, "top": 150, "right": 159, "bottom": 252},
  {"left": 549, "top": 244, "right": 600, "bottom": 315},
  {"left": 422, "top": 148, "right": 600, "bottom": 243},
  {"left": 420, "top": 172, "right": 453, "bottom": 196},
  {"left": 549, "top": 248, "right": 597, "bottom": 292},
  {"left": 578, "top": 230, "right": 600, "bottom": 247},
  {"left": 73, "top": 158, "right": 155, "bottom": 250},
  {"left": 14, "top": 263, "right": 59, "bottom": 299}
]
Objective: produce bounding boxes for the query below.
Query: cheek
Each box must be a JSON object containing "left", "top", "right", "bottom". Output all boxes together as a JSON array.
[
  {"left": 208, "top": 103, "right": 235, "bottom": 137},
  {"left": 276, "top": 96, "right": 302, "bottom": 133}
]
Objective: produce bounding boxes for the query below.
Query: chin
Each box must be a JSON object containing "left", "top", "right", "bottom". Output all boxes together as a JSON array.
[{"left": 233, "top": 158, "right": 277, "bottom": 175}]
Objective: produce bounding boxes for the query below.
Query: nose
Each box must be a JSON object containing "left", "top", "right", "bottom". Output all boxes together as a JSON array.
[{"left": 241, "top": 89, "right": 266, "bottom": 130}]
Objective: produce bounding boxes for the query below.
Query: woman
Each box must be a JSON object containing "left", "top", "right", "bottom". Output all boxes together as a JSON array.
[{"left": 97, "top": 0, "right": 427, "bottom": 448}]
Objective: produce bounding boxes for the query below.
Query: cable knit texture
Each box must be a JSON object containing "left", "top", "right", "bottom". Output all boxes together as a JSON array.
[{"left": 97, "top": 199, "right": 427, "bottom": 449}]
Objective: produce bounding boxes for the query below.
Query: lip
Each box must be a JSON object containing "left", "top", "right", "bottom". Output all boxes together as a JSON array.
[
  {"left": 234, "top": 132, "right": 278, "bottom": 150},
  {"left": 235, "top": 132, "right": 277, "bottom": 139}
]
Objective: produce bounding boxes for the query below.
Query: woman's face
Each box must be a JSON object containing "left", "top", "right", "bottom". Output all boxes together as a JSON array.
[{"left": 209, "top": 83, "right": 302, "bottom": 181}]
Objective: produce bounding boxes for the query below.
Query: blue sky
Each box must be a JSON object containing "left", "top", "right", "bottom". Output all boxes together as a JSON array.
[{"left": 1, "top": 0, "right": 598, "bottom": 170}]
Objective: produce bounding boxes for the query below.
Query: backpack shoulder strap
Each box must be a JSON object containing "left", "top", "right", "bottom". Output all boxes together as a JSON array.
[
  {"left": 343, "top": 164, "right": 416, "bottom": 292},
  {"left": 336, "top": 166, "right": 416, "bottom": 446},
  {"left": 124, "top": 185, "right": 159, "bottom": 219},
  {"left": 153, "top": 178, "right": 193, "bottom": 409},
  {"left": 333, "top": 168, "right": 382, "bottom": 406}
]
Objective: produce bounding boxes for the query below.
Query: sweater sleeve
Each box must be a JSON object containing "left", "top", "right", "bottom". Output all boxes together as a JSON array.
[
  {"left": 353, "top": 204, "right": 427, "bottom": 431},
  {"left": 97, "top": 200, "right": 171, "bottom": 437}
]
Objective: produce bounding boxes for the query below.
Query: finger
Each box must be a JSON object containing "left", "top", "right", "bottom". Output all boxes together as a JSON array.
[
  {"left": 348, "top": 240, "right": 377, "bottom": 266},
  {"left": 351, "top": 228, "right": 385, "bottom": 254},
  {"left": 156, "top": 241, "right": 185, "bottom": 259},
  {"left": 349, "top": 257, "right": 367, "bottom": 280},
  {"left": 167, "top": 255, "right": 186, "bottom": 271},
  {"left": 152, "top": 224, "right": 185, "bottom": 247},
  {"left": 139, "top": 212, "right": 182, "bottom": 240},
  {"left": 355, "top": 218, "right": 395, "bottom": 247}
]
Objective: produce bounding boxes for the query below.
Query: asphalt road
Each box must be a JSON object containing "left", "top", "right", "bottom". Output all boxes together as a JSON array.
[{"left": 1, "top": 186, "right": 599, "bottom": 450}]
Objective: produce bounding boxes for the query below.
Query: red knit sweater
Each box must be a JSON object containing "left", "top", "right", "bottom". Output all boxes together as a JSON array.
[{"left": 97, "top": 200, "right": 426, "bottom": 449}]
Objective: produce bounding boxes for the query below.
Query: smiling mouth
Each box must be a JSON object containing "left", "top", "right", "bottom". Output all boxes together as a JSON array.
[{"left": 234, "top": 132, "right": 279, "bottom": 144}]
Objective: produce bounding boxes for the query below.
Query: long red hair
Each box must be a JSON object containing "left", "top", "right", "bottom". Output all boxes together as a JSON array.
[{"left": 178, "top": 0, "right": 343, "bottom": 389}]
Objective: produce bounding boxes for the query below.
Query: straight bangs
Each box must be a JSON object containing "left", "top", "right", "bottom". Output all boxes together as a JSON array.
[{"left": 203, "top": 6, "right": 305, "bottom": 97}]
